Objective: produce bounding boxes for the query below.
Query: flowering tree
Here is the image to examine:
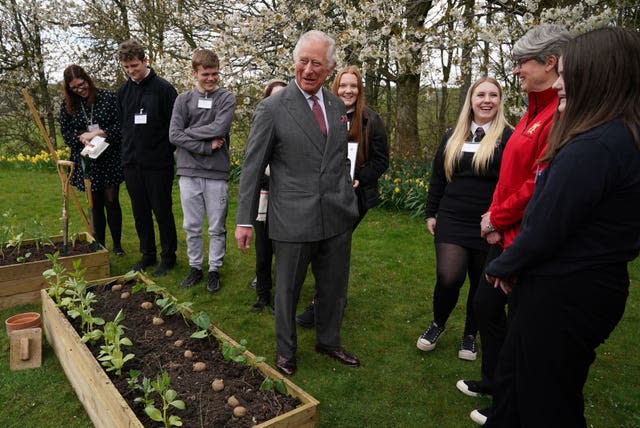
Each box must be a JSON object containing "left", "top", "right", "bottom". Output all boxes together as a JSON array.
[{"left": 1, "top": 0, "right": 638, "bottom": 159}]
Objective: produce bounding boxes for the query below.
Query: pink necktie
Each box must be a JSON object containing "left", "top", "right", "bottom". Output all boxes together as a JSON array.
[{"left": 310, "top": 95, "right": 327, "bottom": 138}]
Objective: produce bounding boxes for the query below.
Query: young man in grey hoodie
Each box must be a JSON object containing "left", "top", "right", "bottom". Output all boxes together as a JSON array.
[{"left": 169, "top": 49, "right": 236, "bottom": 292}]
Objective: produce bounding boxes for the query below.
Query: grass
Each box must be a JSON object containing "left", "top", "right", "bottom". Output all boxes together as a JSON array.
[{"left": 1, "top": 168, "right": 639, "bottom": 427}]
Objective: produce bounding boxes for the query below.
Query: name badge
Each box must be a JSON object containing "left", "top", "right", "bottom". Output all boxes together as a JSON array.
[
  {"left": 198, "top": 98, "right": 213, "bottom": 109},
  {"left": 462, "top": 142, "right": 479, "bottom": 153},
  {"left": 134, "top": 113, "right": 147, "bottom": 124},
  {"left": 87, "top": 123, "right": 99, "bottom": 132}
]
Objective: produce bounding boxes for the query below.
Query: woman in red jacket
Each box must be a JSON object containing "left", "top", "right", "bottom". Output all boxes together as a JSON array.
[{"left": 454, "top": 24, "right": 573, "bottom": 426}]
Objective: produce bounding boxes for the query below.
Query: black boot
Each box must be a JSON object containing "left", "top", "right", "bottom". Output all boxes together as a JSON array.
[{"left": 295, "top": 303, "right": 315, "bottom": 328}]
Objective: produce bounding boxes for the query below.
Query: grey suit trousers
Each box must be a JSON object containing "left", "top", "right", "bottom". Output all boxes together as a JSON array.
[{"left": 273, "top": 229, "right": 352, "bottom": 357}]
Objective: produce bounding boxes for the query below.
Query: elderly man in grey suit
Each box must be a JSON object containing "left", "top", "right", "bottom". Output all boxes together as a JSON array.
[{"left": 235, "top": 30, "right": 360, "bottom": 376}]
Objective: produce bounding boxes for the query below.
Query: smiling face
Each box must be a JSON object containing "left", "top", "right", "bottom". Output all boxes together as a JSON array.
[
  {"left": 552, "top": 56, "right": 566, "bottom": 113},
  {"left": 294, "top": 38, "right": 334, "bottom": 94},
  {"left": 121, "top": 57, "right": 149, "bottom": 82},
  {"left": 193, "top": 66, "right": 220, "bottom": 92},
  {"left": 471, "top": 81, "right": 501, "bottom": 125},
  {"left": 69, "top": 78, "right": 89, "bottom": 98},
  {"left": 337, "top": 73, "right": 359, "bottom": 109},
  {"left": 513, "top": 55, "right": 557, "bottom": 93}
]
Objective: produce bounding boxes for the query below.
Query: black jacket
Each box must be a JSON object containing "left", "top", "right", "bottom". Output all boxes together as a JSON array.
[
  {"left": 354, "top": 106, "right": 389, "bottom": 211},
  {"left": 117, "top": 68, "right": 178, "bottom": 169}
]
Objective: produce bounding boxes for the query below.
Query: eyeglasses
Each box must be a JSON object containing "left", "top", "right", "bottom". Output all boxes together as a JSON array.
[
  {"left": 69, "top": 80, "right": 88, "bottom": 92},
  {"left": 514, "top": 56, "right": 537, "bottom": 68}
]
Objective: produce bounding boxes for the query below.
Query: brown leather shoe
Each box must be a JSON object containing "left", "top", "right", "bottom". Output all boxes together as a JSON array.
[
  {"left": 275, "top": 354, "right": 296, "bottom": 376},
  {"left": 315, "top": 345, "right": 360, "bottom": 367}
]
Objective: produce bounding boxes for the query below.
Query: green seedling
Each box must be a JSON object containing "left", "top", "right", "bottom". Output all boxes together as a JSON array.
[
  {"left": 189, "top": 311, "right": 217, "bottom": 340},
  {"left": 64, "top": 259, "right": 104, "bottom": 334},
  {"left": 141, "top": 371, "right": 186, "bottom": 428},
  {"left": 93, "top": 309, "right": 134, "bottom": 376},
  {"left": 43, "top": 252, "right": 68, "bottom": 305},
  {"left": 259, "top": 377, "right": 288, "bottom": 395}
]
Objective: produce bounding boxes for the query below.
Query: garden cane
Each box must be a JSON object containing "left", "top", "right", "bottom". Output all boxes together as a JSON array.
[
  {"left": 80, "top": 157, "right": 96, "bottom": 249},
  {"left": 56, "top": 160, "right": 74, "bottom": 256}
]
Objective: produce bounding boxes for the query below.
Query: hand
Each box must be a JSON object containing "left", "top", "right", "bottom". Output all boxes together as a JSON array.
[
  {"left": 485, "top": 230, "right": 502, "bottom": 245},
  {"left": 480, "top": 212, "right": 494, "bottom": 237},
  {"left": 235, "top": 226, "right": 253, "bottom": 254},
  {"left": 485, "top": 274, "right": 514, "bottom": 295},
  {"left": 352, "top": 179, "right": 360, "bottom": 188},
  {"left": 426, "top": 217, "right": 436, "bottom": 236},
  {"left": 78, "top": 131, "right": 96, "bottom": 146},
  {"left": 211, "top": 138, "right": 225, "bottom": 150}
]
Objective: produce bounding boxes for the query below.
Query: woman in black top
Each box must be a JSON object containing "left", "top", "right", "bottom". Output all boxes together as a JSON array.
[
  {"left": 481, "top": 28, "right": 640, "bottom": 427},
  {"left": 60, "top": 65, "right": 124, "bottom": 254},
  {"left": 295, "top": 65, "right": 389, "bottom": 327},
  {"left": 417, "top": 77, "right": 512, "bottom": 360},
  {"left": 251, "top": 79, "right": 287, "bottom": 312}
]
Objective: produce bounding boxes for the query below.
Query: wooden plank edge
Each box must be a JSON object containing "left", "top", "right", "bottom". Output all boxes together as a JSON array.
[{"left": 41, "top": 289, "right": 143, "bottom": 428}]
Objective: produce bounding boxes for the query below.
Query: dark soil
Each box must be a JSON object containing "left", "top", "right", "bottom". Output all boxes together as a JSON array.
[
  {"left": 68, "top": 279, "right": 301, "bottom": 427},
  {"left": 0, "top": 240, "right": 97, "bottom": 266}
]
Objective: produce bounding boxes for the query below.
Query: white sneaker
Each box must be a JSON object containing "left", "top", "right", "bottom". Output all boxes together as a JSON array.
[{"left": 470, "top": 408, "right": 489, "bottom": 425}]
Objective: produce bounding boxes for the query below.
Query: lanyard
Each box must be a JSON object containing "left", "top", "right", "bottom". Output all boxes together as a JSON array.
[{"left": 80, "top": 103, "right": 94, "bottom": 126}]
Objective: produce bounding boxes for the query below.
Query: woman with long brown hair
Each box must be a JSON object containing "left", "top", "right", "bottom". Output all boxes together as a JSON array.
[
  {"left": 482, "top": 27, "right": 640, "bottom": 427},
  {"left": 60, "top": 65, "right": 124, "bottom": 254}
]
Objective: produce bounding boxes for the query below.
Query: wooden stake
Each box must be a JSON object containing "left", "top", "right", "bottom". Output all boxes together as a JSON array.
[{"left": 21, "top": 88, "right": 92, "bottom": 233}]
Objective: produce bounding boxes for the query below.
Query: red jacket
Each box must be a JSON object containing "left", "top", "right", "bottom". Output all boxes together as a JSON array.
[{"left": 489, "top": 87, "right": 558, "bottom": 248}]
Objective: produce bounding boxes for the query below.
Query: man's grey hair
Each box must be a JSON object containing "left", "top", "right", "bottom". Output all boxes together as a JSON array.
[
  {"left": 293, "top": 30, "right": 337, "bottom": 68},
  {"left": 513, "top": 24, "right": 573, "bottom": 62}
]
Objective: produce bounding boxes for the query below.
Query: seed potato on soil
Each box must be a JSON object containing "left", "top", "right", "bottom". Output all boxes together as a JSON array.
[{"left": 66, "top": 280, "right": 300, "bottom": 427}]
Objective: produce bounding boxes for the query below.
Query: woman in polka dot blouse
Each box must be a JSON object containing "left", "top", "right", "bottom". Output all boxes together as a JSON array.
[{"left": 60, "top": 64, "right": 125, "bottom": 255}]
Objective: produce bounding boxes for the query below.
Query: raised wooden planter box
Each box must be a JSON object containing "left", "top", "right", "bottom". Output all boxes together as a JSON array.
[
  {"left": 0, "top": 233, "right": 109, "bottom": 309},
  {"left": 41, "top": 279, "right": 319, "bottom": 428}
]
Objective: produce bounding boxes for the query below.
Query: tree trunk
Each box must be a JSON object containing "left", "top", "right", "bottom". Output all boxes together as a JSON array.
[
  {"left": 32, "top": 24, "right": 57, "bottom": 146},
  {"left": 459, "top": 0, "right": 474, "bottom": 110},
  {"left": 395, "top": 73, "right": 420, "bottom": 157}
]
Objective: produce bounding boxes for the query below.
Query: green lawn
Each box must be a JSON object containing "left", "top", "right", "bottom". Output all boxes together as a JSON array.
[{"left": 1, "top": 168, "right": 638, "bottom": 427}]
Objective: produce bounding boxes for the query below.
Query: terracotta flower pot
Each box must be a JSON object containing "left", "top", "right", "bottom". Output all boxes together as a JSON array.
[{"left": 5, "top": 312, "right": 41, "bottom": 336}]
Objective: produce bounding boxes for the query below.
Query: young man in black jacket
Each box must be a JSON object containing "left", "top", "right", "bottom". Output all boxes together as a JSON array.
[{"left": 117, "top": 39, "right": 178, "bottom": 277}]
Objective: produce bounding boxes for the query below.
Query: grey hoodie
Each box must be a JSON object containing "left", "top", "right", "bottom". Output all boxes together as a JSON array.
[{"left": 169, "top": 87, "right": 236, "bottom": 180}]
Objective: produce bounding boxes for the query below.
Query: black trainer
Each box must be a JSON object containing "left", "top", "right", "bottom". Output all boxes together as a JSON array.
[
  {"left": 456, "top": 380, "right": 492, "bottom": 397},
  {"left": 132, "top": 258, "right": 157, "bottom": 272},
  {"left": 458, "top": 334, "right": 478, "bottom": 361},
  {"left": 295, "top": 303, "right": 315, "bottom": 328},
  {"left": 206, "top": 270, "right": 221, "bottom": 293},
  {"left": 251, "top": 296, "right": 272, "bottom": 312},
  {"left": 180, "top": 267, "right": 203, "bottom": 287},
  {"left": 416, "top": 321, "right": 445, "bottom": 351},
  {"left": 153, "top": 261, "right": 175, "bottom": 277}
]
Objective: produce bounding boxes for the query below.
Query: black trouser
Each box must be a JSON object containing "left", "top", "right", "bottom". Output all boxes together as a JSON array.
[
  {"left": 124, "top": 166, "right": 177, "bottom": 264},
  {"left": 91, "top": 184, "right": 123, "bottom": 249},
  {"left": 473, "top": 245, "right": 507, "bottom": 389},
  {"left": 432, "top": 243, "right": 487, "bottom": 336},
  {"left": 485, "top": 265, "right": 628, "bottom": 428},
  {"left": 254, "top": 219, "right": 273, "bottom": 300}
]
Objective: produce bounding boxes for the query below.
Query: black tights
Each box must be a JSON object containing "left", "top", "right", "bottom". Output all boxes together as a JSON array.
[
  {"left": 432, "top": 243, "right": 486, "bottom": 336},
  {"left": 91, "top": 184, "right": 122, "bottom": 249}
]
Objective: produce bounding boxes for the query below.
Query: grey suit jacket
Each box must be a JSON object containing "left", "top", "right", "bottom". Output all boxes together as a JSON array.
[{"left": 236, "top": 80, "right": 359, "bottom": 242}]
